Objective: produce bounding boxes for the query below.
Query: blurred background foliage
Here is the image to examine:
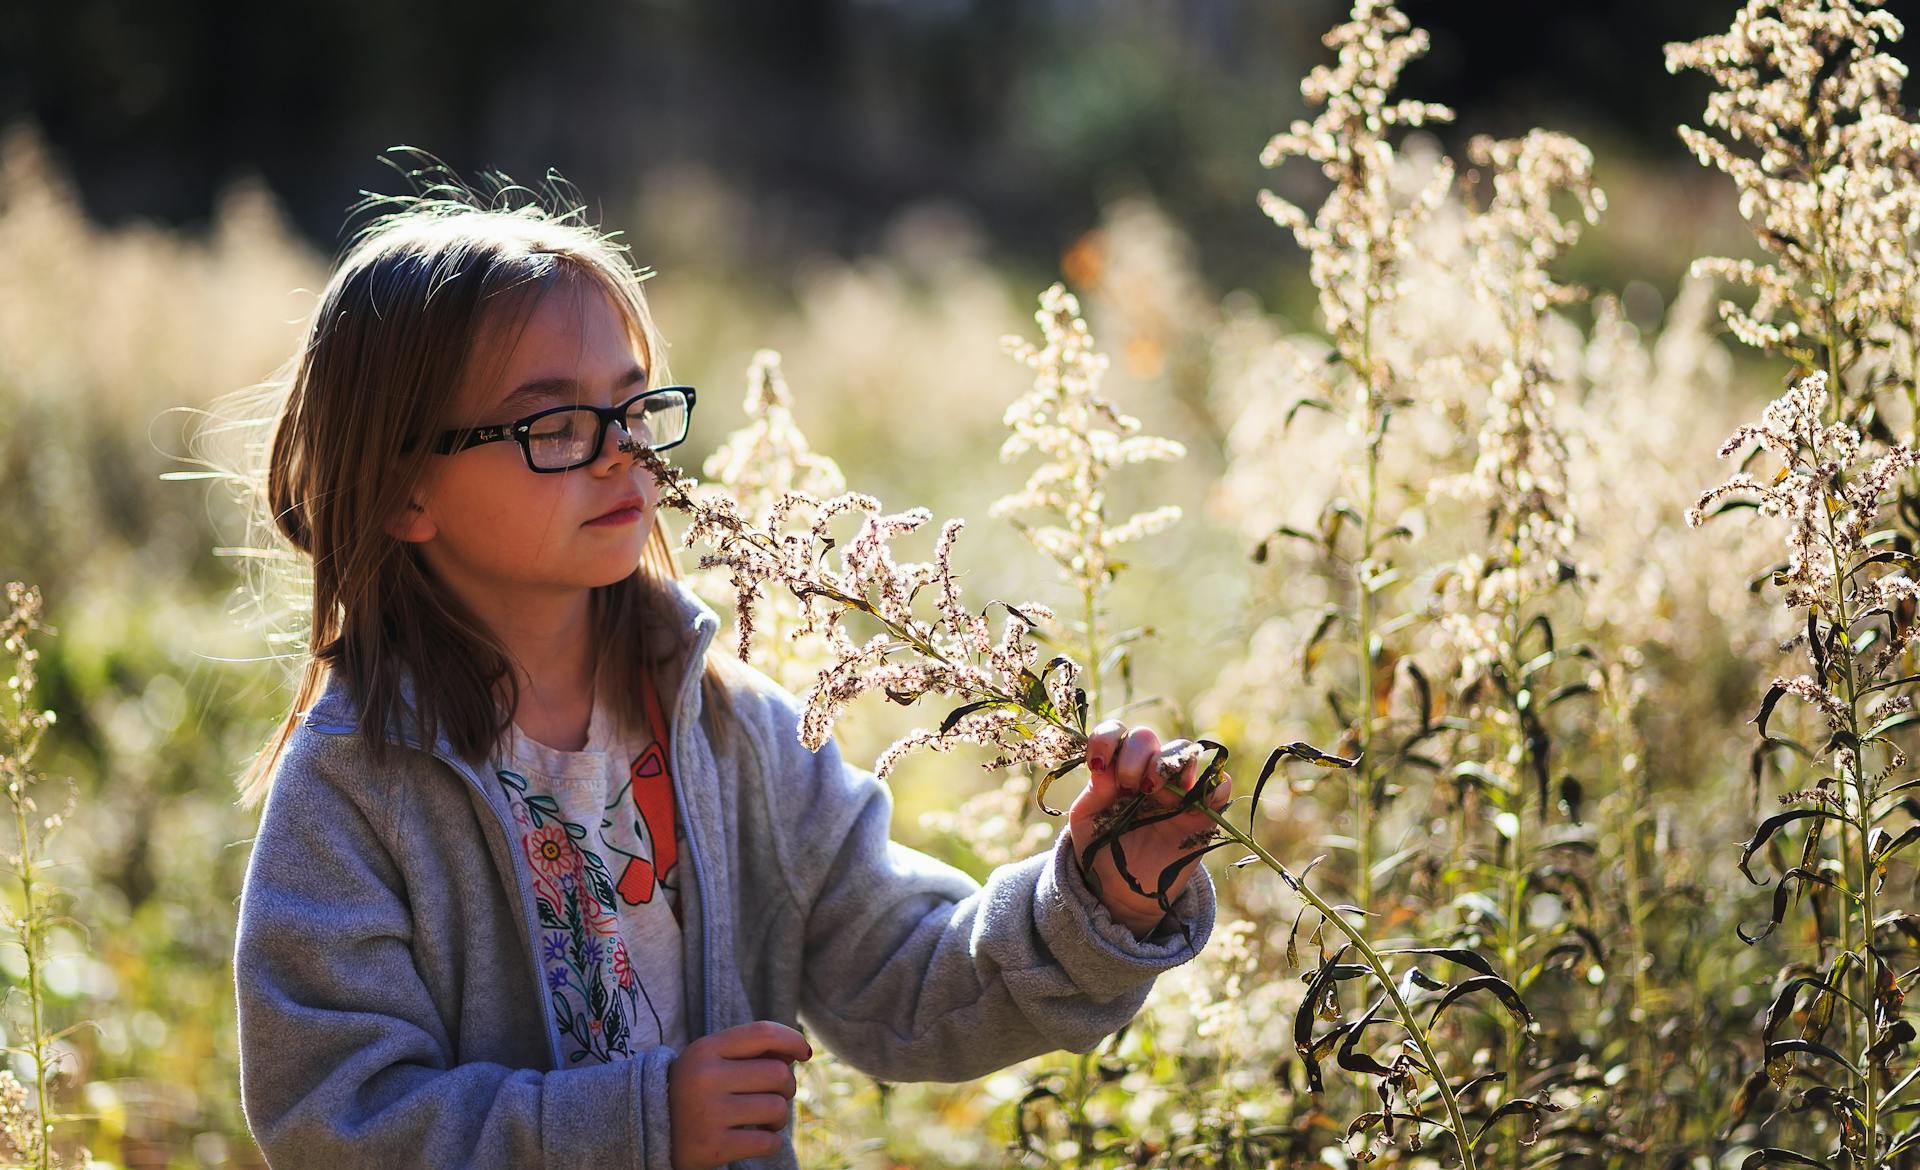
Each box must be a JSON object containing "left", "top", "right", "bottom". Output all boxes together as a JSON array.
[
  {"left": 9, "top": 0, "right": 1869, "bottom": 295},
  {"left": 0, "top": 1, "right": 1904, "bottom": 1165}
]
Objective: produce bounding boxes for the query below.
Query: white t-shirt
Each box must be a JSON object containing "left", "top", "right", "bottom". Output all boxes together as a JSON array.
[{"left": 488, "top": 667, "right": 690, "bottom": 1065}]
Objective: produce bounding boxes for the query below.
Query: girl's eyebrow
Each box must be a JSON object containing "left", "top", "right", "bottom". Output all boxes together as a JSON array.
[{"left": 495, "top": 365, "right": 649, "bottom": 412}]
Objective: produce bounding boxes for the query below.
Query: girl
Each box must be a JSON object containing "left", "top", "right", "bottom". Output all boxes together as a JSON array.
[{"left": 229, "top": 163, "right": 1227, "bottom": 1170}]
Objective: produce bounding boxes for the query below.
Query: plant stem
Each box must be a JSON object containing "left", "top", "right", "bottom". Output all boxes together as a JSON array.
[
  {"left": 1354, "top": 285, "right": 1381, "bottom": 933},
  {"left": 1827, "top": 397, "right": 1879, "bottom": 1170},
  {"left": 1614, "top": 694, "right": 1656, "bottom": 1160},
  {"left": 1502, "top": 588, "right": 1530, "bottom": 1170},
  {"left": 1189, "top": 798, "right": 1479, "bottom": 1170},
  {"left": 1084, "top": 578, "right": 1103, "bottom": 726},
  {"left": 10, "top": 790, "right": 50, "bottom": 1170},
  {"left": 1808, "top": 378, "right": 1878, "bottom": 1169}
]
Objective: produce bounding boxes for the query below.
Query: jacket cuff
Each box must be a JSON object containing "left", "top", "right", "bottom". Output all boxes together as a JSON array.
[
  {"left": 533, "top": 1046, "right": 674, "bottom": 1169},
  {"left": 638, "top": 1045, "right": 677, "bottom": 1170},
  {"left": 1033, "top": 824, "right": 1215, "bottom": 1002}
]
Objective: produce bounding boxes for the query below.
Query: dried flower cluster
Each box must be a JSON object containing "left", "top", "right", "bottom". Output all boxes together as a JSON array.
[
  {"left": 2, "top": 583, "right": 58, "bottom": 755},
  {"left": 686, "top": 350, "right": 849, "bottom": 688},
  {"left": 1665, "top": 0, "right": 1920, "bottom": 391},
  {"left": 1257, "top": 0, "right": 1455, "bottom": 369},
  {"left": 993, "top": 282, "right": 1186, "bottom": 614},
  {"left": 1401, "top": 132, "right": 1614, "bottom": 1157},
  {"left": 1688, "top": 370, "right": 1920, "bottom": 624},
  {"left": 1240, "top": 1, "right": 1469, "bottom": 943},
  {"left": 634, "top": 445, "right": 1084, "bottom": 779},
  {"left": 1433, "top": 131, "right": 1602, "bottom": 683}
]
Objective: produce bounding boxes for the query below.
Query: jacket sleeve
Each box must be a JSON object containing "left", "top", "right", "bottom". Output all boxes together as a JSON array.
[
  {"left": 233, "top": 739, "right": 678, "bottom": 1170},
  {"left": 747, "top": 681, "right": 1216, "bottom": 1084}
]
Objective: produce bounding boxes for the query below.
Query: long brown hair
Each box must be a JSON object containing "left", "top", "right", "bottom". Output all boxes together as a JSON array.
[{"left": 204, "top": 157, "right": 741, "bottom": 811}]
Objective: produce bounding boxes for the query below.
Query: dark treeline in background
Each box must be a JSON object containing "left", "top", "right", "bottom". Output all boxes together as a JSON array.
[{"left": 8, "top": 0, "right": 1918, "bottom": 294}]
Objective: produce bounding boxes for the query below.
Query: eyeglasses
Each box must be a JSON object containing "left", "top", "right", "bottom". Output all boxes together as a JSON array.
[{"left": 409, "top": 386, "right": 697, "bottom": 473}]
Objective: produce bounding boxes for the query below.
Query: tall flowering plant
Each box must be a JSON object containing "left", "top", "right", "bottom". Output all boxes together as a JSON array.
[
  {"left": 1665, "top": 0, "right": 1920, "bottom": 428},
  {"left": 1211, "top": 3, "right": 1571, "bottom": 1163},
  {"left": 1688, "top": 372, "right": 1920, "bottom": 1167},
  {"left": 0, "top": 584, "right": 91, "bottom": 1170},
  {"left": 1254, "top": 0, "right": 1456, "bottom": 930},
  {"left": 677, "top": 351, "right": 898, "bottom": 1169},
  {"left": 1674, "top": 3, "right": 1920, "bottom": 1166},
  {"left": 1425, "top": 129, "right": 1611, "bottom": 1164},
  {"left": 991, "top": 281, "right": 1186, "bottom": 721}
]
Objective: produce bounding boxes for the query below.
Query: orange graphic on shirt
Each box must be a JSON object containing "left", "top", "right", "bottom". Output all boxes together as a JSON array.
[{"left": 613, "top": 741, "right": 678, "bottom": 907}]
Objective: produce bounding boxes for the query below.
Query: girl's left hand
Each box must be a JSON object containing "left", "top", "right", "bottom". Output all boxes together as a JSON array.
[{"left": 1066, "top": 719, "right": 1231, "bottom": 940}]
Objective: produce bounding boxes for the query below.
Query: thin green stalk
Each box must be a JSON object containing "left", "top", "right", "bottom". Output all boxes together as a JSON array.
[
  {"left": 1084, "top": 579, "right": 1103, "bottom": 726},
  {"left": 1501, "top": 572, "right": 1530, "bottom": 1170},
  {"left": 2, "top": 591, "right": 58, "bottom": 1170},
  {"left": 9, "top": 791, "right": 51, "bottom": 1170},
  {"left": 1070, "top": 571, "right": 1104, "bottom": 1168},
  {"left": 1354, "top": 284, "right": 1381, "bottom": 932},
  {"left": 1807, "top": 381, "right": 1878, "bottom": 1168},
  {"left": 1615, "top": 704, "right": 1656, "bottom": 1161},
  {"left": 1195, "top": 799, "right": 1481, "bottom": 1170}
]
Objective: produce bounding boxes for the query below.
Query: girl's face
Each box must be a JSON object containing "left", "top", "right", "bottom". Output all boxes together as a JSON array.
[{"left": 392, "top": 277, "right": 662, "bottom": 610}]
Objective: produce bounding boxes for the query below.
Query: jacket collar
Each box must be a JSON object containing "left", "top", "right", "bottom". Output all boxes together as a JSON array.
[{"left": 301, "top": 576, "right": 724, "bottom": 756}]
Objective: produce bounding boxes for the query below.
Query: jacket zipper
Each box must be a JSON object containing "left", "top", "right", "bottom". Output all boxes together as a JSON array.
[
  {"left": 423, "top": 723, "right": 714, "bottom": 1058},
  {"left": 309, "top": 632, "right": 720, "bottom": 1062},
  {"left": 420, "top": 741, "right": 570, "bottom": 1070}
]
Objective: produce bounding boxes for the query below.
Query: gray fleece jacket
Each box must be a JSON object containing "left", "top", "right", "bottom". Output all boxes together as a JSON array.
[{"left": 232, "top": 578, "right": 1216, "bottom": 1169}]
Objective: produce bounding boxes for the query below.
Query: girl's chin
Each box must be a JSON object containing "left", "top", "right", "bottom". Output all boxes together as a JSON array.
[{"left": 585, "top": 532, "right": 651, "bottom": 576}]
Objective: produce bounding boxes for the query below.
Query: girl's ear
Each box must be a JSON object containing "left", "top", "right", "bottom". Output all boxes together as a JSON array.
[{"left": 387, "top": 501, "right": 437, "bottom": 544}]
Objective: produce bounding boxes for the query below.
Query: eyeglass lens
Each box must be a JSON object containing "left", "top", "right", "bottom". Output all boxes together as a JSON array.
[{"left": 525, "top": 392, "right": 689, "bottom": 469}]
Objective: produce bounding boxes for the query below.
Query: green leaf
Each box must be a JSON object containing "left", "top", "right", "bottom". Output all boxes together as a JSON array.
[
  {"left": 1872, "top": 824, "right": 1920, "bottom": 867},
  {"left": 1763, "top": 1037, "right": 1860, "bottom": 1079},
  {"left": 1737, "top": 1149, "right": 1831, "bottom": 1169},
  {"left": 1249, "top": 747, "right": 1286, "bottom": 819},
  {"left": 1518, "top": 613, "right": 1555, "bottom": 659},
  {"left": 1283, "top": 396, "right": 1335, "bottom": 428},
  {"left": 1335, "top": 996, "right": 1394, "bottom": 1076},
  {"left": 940, "top": 699, "right": 1003, "bottom": 735},
  {"left": 1755, "top": 682, "right": 1790, "bottom": 738},
  {"left": 1281, "top": 741, "right": 1360, "bottom": 769},
  {"left": 1035, "top": 754, "right": 1085, "bottom": 817},
  {"left": 1406, "top": 660, "right": 1433, "bottom": 732},
  {"left": 1377, "top": 947, "right": 1497, "bottom": 978},
  {"left": 1867, "top": 709, "right": 1920, "bottom": 742},
  {"left": 1301, "top": 606, "right": 1342, "bottom": 682},
  {"left": 1427, "top": 974, "right": 1531, "bottom": 1028},
  {"left": 1739, "top": 809, "right": 1844, "bottom": 884},
  {"left": 1740, "top": 866, "right": 1847, "bottom": 944},
  {"left": 1544, "top": 681, "right": 1594, "bottom": 708},
  {"left": 1467, "top": 1095, "right": 1562, "bottom": 1152},
  {"left": 1293, "top": 944, "right": 1353, "bottom": 1093},
  {"left": 1252, "top": 525, "right": 1319, "bottom": 563}
]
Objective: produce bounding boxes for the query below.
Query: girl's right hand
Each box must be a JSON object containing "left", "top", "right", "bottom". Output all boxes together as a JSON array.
[{"left": 667, "top": 1020, "right": 813, "bottom": 1168}]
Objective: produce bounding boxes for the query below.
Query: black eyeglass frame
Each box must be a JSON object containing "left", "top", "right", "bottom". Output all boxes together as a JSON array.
[{"left": 412, "top": 385, "right": 698, "bottom": 473}]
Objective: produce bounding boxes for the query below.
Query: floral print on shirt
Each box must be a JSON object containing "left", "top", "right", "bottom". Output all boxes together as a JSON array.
[{"left": 498, "top": 767, "right": 670, "bottom": 1066}]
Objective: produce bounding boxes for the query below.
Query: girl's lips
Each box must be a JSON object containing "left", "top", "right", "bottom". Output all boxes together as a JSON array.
[{"left": 585, "top": 507, "right": 643, "bottom": 526}]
